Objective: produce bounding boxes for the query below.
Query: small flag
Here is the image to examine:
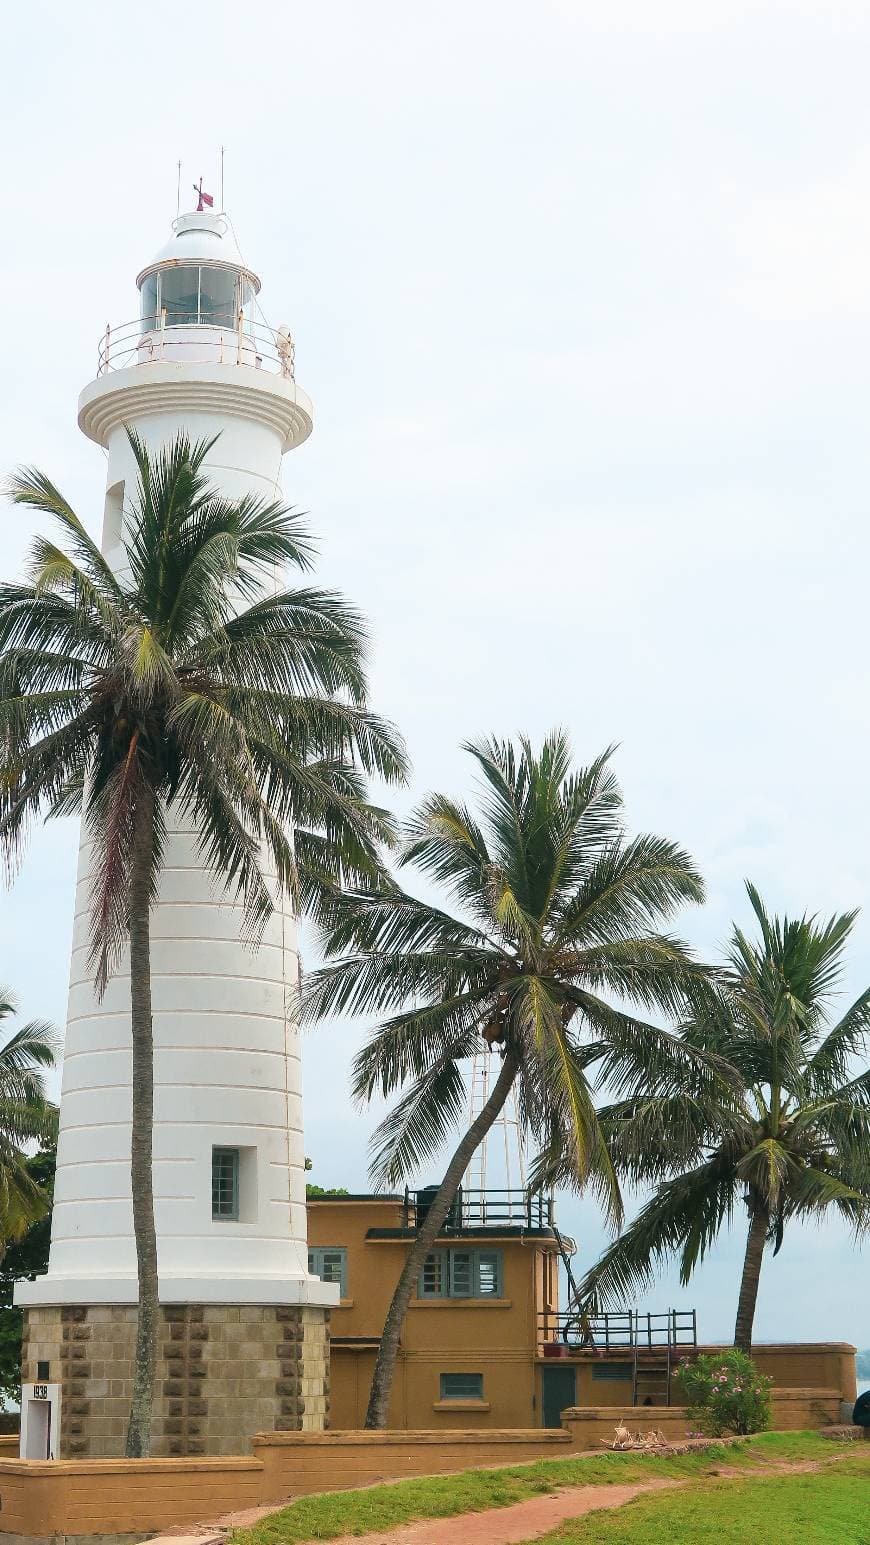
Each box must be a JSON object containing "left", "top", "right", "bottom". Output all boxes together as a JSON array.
[{"left": 193, "top": 177, "right": 214, "bottom": 213}]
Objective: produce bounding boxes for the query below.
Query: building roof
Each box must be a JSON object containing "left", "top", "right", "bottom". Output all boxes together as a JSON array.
[
  {"left": 306, "top": 1193, "right": 405, "bottom": 1203},
  {"left": 364, "top": 1226, "right": 558, "bottom": 1244}
]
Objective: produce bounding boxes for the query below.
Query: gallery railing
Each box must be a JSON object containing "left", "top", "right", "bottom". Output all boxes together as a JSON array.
[{"left": 95, "top": 315, "right": 294, "bottom": 378}]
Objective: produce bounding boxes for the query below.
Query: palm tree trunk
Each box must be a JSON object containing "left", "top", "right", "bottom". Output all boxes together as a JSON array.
[
  {"left": 125, "top": 787, "right": 159, "bottom": 1459},
  {"left": 364, "top": 1047, "right": 520, "bottom": 1430},
  {"left": 734, "top": 1196, "right": 768, "bottom": 1353}
]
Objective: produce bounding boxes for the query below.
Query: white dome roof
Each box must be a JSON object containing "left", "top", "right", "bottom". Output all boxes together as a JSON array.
[{"left": 136, "top": 212, "right": 260, "bottom": 292}]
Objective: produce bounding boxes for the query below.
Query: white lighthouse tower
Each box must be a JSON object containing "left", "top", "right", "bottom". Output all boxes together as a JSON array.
[{"left": 17, "top": 205, "right": 337, "bottom": 1459}]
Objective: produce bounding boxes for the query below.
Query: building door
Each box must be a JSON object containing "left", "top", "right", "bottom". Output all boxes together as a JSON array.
[{"left": 541, "top": 1364, "right": 576, "bottom": 1427}]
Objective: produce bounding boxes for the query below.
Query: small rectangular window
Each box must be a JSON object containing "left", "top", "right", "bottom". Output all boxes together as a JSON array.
[
  {"left": 420, "top": 1252, "right": 446, "bottom": 1297},
  {"left": 440, "top": 1372, "right": 484, "bottom": 1401},
  {"left": 211, "top": 1147, "right": 240, "bottom": 1220},
  {"left": 309, "top": 1246, "right": 348, "bottom": 1297},
  {"left": 592, "top": 1362, "right": 634, "bottom": 1381}
]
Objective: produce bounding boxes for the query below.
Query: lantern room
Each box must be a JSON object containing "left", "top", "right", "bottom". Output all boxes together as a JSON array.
[{"left": 136, "top": 210, "right": 260, "bottom": 331}]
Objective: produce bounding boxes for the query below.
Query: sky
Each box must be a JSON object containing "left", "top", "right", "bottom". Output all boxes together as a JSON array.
[{"left": 1, "top": 0, "right": 869, "bottom": 1349}]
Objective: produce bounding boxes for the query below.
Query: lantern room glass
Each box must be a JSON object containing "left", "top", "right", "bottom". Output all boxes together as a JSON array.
[{"left": 140, "top": 266, "right": 253, "bottom": 331}]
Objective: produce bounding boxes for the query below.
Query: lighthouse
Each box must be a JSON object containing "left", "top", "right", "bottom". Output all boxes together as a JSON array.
[{"left": 16, "top": 206, "right": 337, "bottom": 1459}]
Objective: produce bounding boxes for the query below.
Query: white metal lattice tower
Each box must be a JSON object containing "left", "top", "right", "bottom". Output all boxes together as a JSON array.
[{"left": 463, "top": 1054, "right": 528, "bottom": 1225}]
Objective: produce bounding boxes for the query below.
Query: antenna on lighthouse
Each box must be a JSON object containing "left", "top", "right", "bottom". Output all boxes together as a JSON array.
[
  {"left": 176, "top": 159, "right": 182, "bottom": 217},
  {"left": 220, "top": 145, "right": 226, "bottom": 213}
]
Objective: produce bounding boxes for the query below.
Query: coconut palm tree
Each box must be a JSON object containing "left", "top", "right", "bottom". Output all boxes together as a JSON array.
[
  {"left": 577, "top": 884, "right": 870, "bottom": 1350},
  {"left": 0, "top": 430, "right": 406, "bottom": 1455},
  {"left": 305, "top": 733, "right": 716, "bottom": 1427},
  {"left": 0, "top": 988, "right": 56, "bottom": 1257}
]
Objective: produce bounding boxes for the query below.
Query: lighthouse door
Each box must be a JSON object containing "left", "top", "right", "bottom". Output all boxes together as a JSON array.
[{"left": 20, "top": 1382, "right": 60, "bottom": 1459}]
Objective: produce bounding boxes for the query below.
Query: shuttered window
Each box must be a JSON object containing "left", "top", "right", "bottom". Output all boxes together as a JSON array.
[
  {"left": 418, "top": 1248, "right": 503, "bottom": 1298},
  {"left": 308, "top": 1247, "right": 348, "bottom": 1297}
]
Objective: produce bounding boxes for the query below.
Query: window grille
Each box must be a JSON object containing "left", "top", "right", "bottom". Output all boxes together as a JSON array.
[{"left": 211, "top": 1148, "right": 240, "bottom": 1220}]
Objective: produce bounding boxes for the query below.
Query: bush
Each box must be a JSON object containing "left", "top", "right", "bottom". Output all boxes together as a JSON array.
[{"left": 676, "top": 1350, "right": 773, "bottom": 1436}]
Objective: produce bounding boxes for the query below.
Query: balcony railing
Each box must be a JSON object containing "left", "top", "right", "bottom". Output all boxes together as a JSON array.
[
  {"left": 539, "top": 1307, "right": 697, "bottom": 1351},
  {"left": 403, "top": 1186, "right": 553, "bottom": 1233},
  {"left": 95, "top": 315, "right": 294, "bottom": 379}
]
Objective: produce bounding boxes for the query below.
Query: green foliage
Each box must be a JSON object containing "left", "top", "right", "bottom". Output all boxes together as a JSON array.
[
  {"left": 0, "top": 990, "right": 56, "bottom": 1256},
  {"left": 579, "top": 884, "right": 870, "bottom": 1322},
  {"left": 227, "top": 1434, "right": 840, "bottom": 1545},
  {"left": 0, "top": 1147, "right": 54, "bottom": 1407},
  {"left": 307, "top": 733, "right": 713, "bottom": 1218},
  {"left": 305, "top": 1185, "right": 350, "bottom": 1198},
  {"left": 675, "top": 1350, "right": 772, "bottom": 1436},
  {"left": 0, "top": 431, "right": 407, "bottom": 989}
]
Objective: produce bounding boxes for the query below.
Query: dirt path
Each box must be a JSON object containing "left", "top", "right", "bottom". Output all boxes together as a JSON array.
[
  {"left": 288, "top": 1455, "right": 859, "bottom": 1545},
  {"left": 297, "top": 1478, "right": 683, "bottom": 1545}
]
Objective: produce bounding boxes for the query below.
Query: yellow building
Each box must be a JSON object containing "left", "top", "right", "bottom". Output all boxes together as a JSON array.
[
  {"left": 308, "top": 1190, "right": 858, "bottom": 1430},
  {"left": 307, "top": 1190, "right": 560, "bottom": 1428}
]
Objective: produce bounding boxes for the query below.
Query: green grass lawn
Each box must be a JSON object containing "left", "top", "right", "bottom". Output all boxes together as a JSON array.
[
  {"left": 526, "top": 1454, "right": 870, "bottom": 1544},
  {"left": 229, "top": 1432, "right": 847, "bottom": 1545}
]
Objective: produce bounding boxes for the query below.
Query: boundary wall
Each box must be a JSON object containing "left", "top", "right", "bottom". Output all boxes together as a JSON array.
[{"left": 0, "top": 1388, "right": 846, "bottom": 1541}]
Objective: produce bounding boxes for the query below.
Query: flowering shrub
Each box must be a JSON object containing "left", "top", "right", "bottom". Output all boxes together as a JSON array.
[{"left": 676, "top": 1350, "right": 773, "bottom": 1436}]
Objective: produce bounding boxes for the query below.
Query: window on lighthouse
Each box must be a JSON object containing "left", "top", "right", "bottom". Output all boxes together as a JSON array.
[
  {"left": 140, "top": 266, "right": 254, "bottom": 331},
  {"left": 199, "top": 267, "right": 237, "bottom": 327},
  {"left": 159, "top": 266, "right": 200, "bottom": 326},
  {"left": 140, "top": 273, "right": 158, "bottom": 325},
  {"left": 212, "top": 1147, "right": 240, "bottom": 1220}
]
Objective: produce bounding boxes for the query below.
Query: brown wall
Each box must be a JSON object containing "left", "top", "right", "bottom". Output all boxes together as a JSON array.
[
  {"left": 562, "top": 1387, "right": 845, "bottom": 1448},
  {"left": 0, "top": 1455, "right": 265, "bottom": 1539},
  {"left": 255, "top": 1427, "right": 573, "bottom": 1497},
  {"left": 538, "top": 1343, "right": 858, "bottom": 1415},
  {"left": 737, "top": 1344, "right": 857, "bottom": 1404}
]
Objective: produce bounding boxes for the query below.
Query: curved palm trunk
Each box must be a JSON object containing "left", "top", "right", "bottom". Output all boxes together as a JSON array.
[
  {"left": 364, "top": 1048, "right": 520, "bottom": 1430},
  {"left": 734, "top": 1196, "right": 768, "bottom": 1353},
  {"left": 125, "top": 788, "right": 159, "bottom": 1459}
]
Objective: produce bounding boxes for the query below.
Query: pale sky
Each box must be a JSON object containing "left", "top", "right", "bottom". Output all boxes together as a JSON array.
[{"left": 1, "top": 0, "right": 869, "bottom": 1349}]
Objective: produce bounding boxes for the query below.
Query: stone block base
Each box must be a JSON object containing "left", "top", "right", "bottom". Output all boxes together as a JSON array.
[{"left": 22, "top": 1303, "right": 330, "bottom": 1457}]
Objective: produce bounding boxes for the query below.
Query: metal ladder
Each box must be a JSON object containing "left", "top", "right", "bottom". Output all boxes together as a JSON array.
[{"left": 631, "top": 1312, "right": 674, "bottom": 1406}]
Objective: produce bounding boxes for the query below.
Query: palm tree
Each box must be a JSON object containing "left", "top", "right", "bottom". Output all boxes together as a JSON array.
[
  {"left": 306, "top": 733, "right": 715, "bottom": 1427},
  {"left": 577, "top": 884, "right": 870, "bottom": 1350},
  {"left": 0, "top": 988, "right": 56, "bottom": 1258},
  {"left": 0, "top": 431, "right": 406, "bottom": 1455}
]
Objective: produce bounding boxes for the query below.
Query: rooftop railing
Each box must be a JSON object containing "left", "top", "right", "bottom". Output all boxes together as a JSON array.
[
  {"left": 538, "top": 1307, "right": 697, "bottom": 1351},
  {"left": 403, "top": 1185, "right": 553, "bottom": 1233},
  {"left": 95, "top": 315, "right": 295, "bottom": 379}
]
